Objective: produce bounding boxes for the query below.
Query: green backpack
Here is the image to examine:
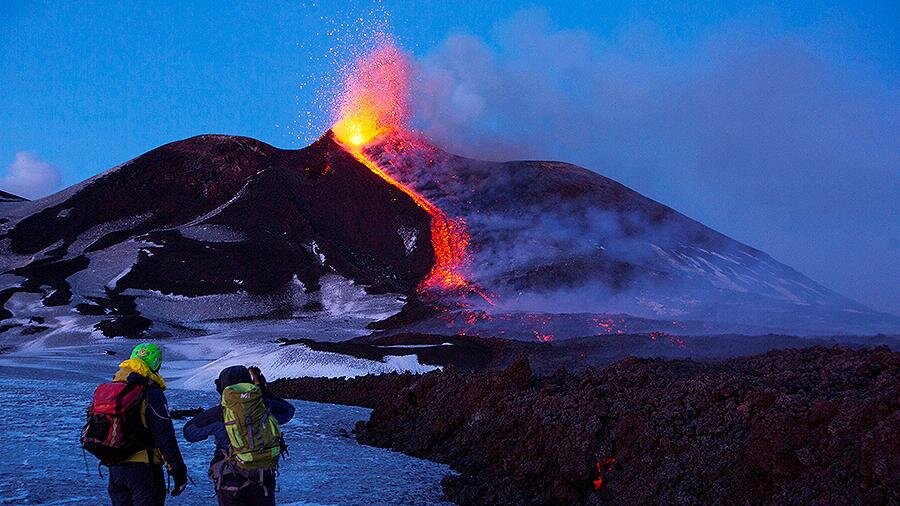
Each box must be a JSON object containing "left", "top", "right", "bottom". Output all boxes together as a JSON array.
[{"left": 221, "top": 383, "right": 283, "bottom": 471}]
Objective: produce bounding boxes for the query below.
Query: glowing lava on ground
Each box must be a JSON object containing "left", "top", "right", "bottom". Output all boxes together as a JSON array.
[
  {"left": 593, "top": 458, "right": 617, "bottom": 491},
  {"left": 330, "top": 42, "right": 478, "bottom": 297}
]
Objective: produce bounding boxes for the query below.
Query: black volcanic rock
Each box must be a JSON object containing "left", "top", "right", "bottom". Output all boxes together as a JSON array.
[
  {"left": 94, "top": 315, "right": 152, "bottom": 339},
  {"left": 355, "top": 346, "right": 900, "bottom": 505},
  {"left": 269, "top": 371, "right": 424, "bottom": 409}
]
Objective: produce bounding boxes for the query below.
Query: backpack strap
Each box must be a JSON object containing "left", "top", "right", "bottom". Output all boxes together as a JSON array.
[
  {"left": 260, "top": 469, "right": 268, "bottom": 497},
  {"left": 123, "top": 379, "right": 155, "bottom": 463},
  {"left": 246, "top": 414, "right": 255, "bottom": 450}
]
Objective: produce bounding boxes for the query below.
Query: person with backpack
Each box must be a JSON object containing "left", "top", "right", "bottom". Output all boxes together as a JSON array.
[
  {"left": 81, "top": 342, "right": 189, "bottom": 505},
  {"left": 183, "top": 365, "right": 295, "bottom": 506}
]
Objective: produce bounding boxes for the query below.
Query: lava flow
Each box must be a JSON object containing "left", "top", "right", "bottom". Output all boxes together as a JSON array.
[{"left": 330, "top": 42, "right": 477, "bottom": 296}]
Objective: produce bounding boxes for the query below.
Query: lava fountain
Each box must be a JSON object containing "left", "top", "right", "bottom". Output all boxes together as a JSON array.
[{"left": 331, "top": 42, "right": 478, "bottom": 297}]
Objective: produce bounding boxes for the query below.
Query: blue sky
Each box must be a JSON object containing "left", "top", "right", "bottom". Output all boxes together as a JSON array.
[{"left": 2, "top": 1, "right": 898, "bottom": 314}]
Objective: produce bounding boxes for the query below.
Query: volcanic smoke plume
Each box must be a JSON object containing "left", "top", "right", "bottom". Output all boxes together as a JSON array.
[{"left": 313, "top": 34, "right": 897, "bottom": 338}]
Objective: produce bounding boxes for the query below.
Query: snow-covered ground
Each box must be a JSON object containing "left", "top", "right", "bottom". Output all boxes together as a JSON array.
[
  {"left": 0, "top": 295, "right": 448, "bottom": 504},
  {"left": 0, "top": 370, "right": 450, "bottom": 505},
  {"left": 0, "top": 306, "right": 439, "bottom": 391},
  {"left": 176, "top": 341, "right": 438, "bottom": 390}
]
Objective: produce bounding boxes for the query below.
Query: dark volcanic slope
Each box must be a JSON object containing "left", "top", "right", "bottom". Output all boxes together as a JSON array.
[
  {"left": 356, "top": 346, "right": 899, "bottom": 505},
  {"left": 368, "top": 136, "right": 898, "bottom": 334},
  {"left": 0, "top": 134, "right": 435, "bottom": 328}
]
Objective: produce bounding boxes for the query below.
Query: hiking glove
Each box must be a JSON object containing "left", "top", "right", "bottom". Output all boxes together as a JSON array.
[
  {"left": 171, "top": 466, "right": 188, "bottom": 497},
  {"left": 250, "top": 367, "right": 267, "bottom": 387}
]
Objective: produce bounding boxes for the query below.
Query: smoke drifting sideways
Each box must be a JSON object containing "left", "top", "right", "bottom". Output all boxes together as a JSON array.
[
  {"left": 408, "top": 9, "right": 900, "bottom": 317},
  {"left": 361, "top": 100, "right": 900, "bottom": 335}
]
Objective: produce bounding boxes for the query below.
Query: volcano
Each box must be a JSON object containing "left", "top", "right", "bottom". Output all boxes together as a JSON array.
[{"left": 1, "top": 132, "right": 897, "bottom": 340}]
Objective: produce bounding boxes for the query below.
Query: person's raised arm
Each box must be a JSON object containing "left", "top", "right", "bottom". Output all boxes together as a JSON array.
[
  {"left": 251, "top": 366, "right": 296, "bottom": 424},
  {"left": 266, "top": 396, "right": 295, "bottom": 425},
  {"left": 183, "top": 405, "right": 222, "bottom": 442}
]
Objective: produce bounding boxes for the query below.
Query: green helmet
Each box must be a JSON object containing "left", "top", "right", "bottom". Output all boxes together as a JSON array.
[{"left": 131, "top": 342, "right": 162, "bottom": 372}]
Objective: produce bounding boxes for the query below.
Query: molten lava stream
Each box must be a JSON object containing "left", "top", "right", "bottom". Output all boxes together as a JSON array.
[{"left": 338, "top": 140, "right": 473, "bottom": 294}]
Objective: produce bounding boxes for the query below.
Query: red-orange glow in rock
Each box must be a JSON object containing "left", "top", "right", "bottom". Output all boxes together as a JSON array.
[
  {"left": 533, "top": 330, "right": 554, "bottom": 342},
  {"left": 593, "top": 316, "right": 627, "bottom": 335},
  {"left": 593, "top": 457, "right": 617, "bottom": 490}
]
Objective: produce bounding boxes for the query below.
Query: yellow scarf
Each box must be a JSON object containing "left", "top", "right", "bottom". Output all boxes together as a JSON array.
[{"left": 118, "top": 358, "right": 167, "bottom": 390}]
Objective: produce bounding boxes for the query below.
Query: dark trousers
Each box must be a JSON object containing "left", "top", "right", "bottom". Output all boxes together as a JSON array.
[
  {"left": 216, "top": 483, "right": 276, "bottom": 506},
  {"left": 108, "top": 462, "right": 166, "bottom": 506},
  {"left": 216, "top": 471, "right": 275, "bottom": 506}
]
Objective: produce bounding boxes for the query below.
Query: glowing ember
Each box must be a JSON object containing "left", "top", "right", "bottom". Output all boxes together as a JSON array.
[
  {"left": 332, "top": 44, "right": 408, "bottom": 147},
  {"left": 533, "top": 330, "right": 554, "bottom": 342},
  {"left": 593, "top": 457, "right": 617, "bottom": 491},
  {"left": 649, "top": 331, "right": 687, "bottom": 348},
  {"left": 593, "top": 316, "right": 627, "bottom": 335},
  {"left": 331, "top": 40, "right": 481, "bottom": 297},
  {"left": 525, "top": 313, "right": 555, "bottom": 342}
]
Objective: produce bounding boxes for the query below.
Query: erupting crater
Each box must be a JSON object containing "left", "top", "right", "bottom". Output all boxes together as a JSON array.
[{"left": 330, "top": 42, "right": 484, "bottom": 300}]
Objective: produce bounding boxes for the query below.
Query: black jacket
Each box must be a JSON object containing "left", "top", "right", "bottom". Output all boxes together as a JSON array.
[{"left": 120, "top": 371, "right": 187, "bottom": 476}]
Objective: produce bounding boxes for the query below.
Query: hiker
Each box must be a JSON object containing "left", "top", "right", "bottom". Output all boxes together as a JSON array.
[
  {"left": 82, "top": 342, "right": 188, "bottom": 505},
  {"left": 183, "top": 365, "right": 295, "bottom": 506}
]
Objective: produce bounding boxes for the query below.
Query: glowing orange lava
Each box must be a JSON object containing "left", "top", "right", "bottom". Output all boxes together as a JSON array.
[
  {"left": 331, "top": 42, "right": 474, "bottom": 294},
  {"left": 332, "top": 42, "right": 408, "bottom": 146},
  {"left": 345, "top": 146, "right": 473, "bottom": 292},
  {"left": 593, "top": 458, "right": 617, "bottom": 491}
]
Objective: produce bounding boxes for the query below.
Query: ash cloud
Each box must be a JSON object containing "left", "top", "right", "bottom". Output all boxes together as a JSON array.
[
  {"left": 1, "top": 152, "right": 62, "bottom": 200},
  {"left": 409, "top": 9, "right": 900, "bottom": 315}
]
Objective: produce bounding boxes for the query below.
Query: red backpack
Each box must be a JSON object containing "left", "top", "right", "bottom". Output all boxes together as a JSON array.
[{"left": 81, "top": 381, "right": 151, "bottom": 464}]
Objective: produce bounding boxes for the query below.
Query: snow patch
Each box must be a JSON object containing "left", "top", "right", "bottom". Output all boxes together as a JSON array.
[
  {"left": 0, "top": 273, "right": 25, "bottom": 291},
  {"left": 31, "top": 239, "right": 65, "bottom": 262},
  {"left": 123, "top": 288, "right": 279, "bottom": 322},
  {"left": 696, "top": 247, "right": 741, "bottom": 265},
  {"left": 693, "top": 255, "right": 749, "bottom": 292},
  {"left": 375, "top": 343, "right": 455, "bottom": 348},
  {"left": 175, "top": 343, "right": 439, "bottom": 389},
  {"left": 319, "top": 274, "right": 405, "bottom": 320},
  {"left": 106, "top": 266, "right": 132, "bottom": 289},
  {"left": 290, "top": 274, "right": 312, "bottom": 310},
  {"left": 179, "top": 224, "right": 247, "bottom": 243},
  {"left": 398, "top": 226, "right": 418, "bottom": 254},
  {"left": 68, "top": 239, "right": 151, "bottom": 297},
  {"left": 764, "top": 281, "right": 808, "bottom": 305},
  {"left": 63, "top": 213, "right": 153, "bottom": 260},
  {"left": 304, "top": 241, "right": 326, "bottom": 265}
]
